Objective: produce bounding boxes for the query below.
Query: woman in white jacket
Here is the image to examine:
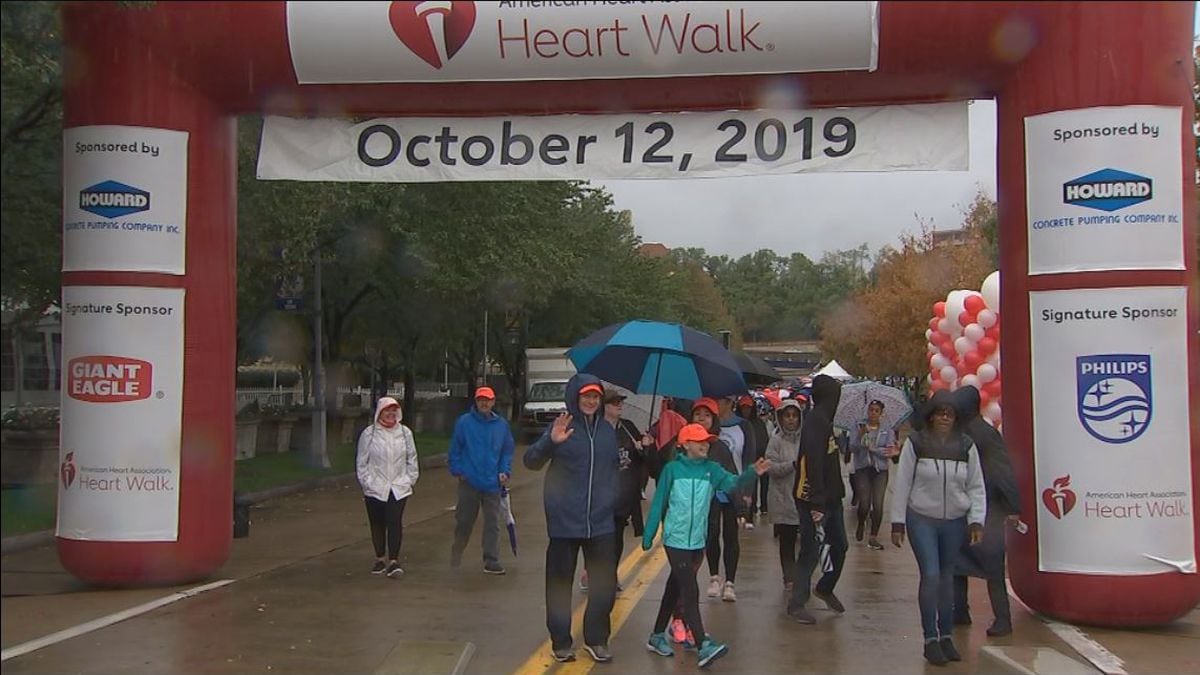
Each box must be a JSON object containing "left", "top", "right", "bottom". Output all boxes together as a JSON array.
[
  {"left": 890, "top": 390, "right": 986, "bottom": 666},
  {"left": 357, "top": 397, "right": 419, "bottom": 578}
]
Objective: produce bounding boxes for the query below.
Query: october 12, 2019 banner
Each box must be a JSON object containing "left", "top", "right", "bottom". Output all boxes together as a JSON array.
[{"left": 257, "top": 103, "right": 968, "bottom": 182}]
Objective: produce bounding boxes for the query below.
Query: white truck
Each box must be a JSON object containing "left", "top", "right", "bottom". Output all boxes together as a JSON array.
[{"left": 519, "top": 347, "right": 576, "bottom": 442}]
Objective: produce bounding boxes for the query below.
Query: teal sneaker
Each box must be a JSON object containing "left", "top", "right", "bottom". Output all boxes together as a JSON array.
[
  {"left": 697, "top": 639, "right": 728, "bottom": 668},
  {"left": 646, "top": 632, "right": 674, "bottom": 657}
]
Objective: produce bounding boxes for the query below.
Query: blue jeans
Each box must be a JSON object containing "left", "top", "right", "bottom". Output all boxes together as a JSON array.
[{"left": 906, "top": 510, "right": 966, "bottom": 640}]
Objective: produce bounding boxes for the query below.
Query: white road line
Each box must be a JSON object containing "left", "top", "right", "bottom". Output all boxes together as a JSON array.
[
  {"left": 1007, "top": 580, "right": 1129, "bottom": 675},
  {"left": 1, "top": 579, "right": 235, "bottom": 662}
]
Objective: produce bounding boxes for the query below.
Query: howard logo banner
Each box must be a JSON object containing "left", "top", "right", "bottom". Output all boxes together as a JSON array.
[{"left": 257, "top": 102, "right": 968, "bottom": 182}]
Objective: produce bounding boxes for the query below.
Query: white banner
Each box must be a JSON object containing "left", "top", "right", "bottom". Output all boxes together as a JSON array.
[
  {"left": 63, "top": 126, "right": 189, "bottom": 275},
  {"left": 257, "top": 103, "right": 967, "bottom": 182},
  {"left": 1024, "top": 106, "right": 1184, "bottom": 274},
  {"left": 1030, "top": 286, "right": 1194, "bottom": 575},
  {"left": 287, "top": 1, "right": 877, "bottom": 84},
  {"left": 57, "top": 286, "right": 185, "bottom": 542}
]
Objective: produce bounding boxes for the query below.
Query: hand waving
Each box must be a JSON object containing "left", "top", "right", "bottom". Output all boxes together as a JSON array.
[{"left": 550, "top": 413, "right": 574, "bottom": 444}]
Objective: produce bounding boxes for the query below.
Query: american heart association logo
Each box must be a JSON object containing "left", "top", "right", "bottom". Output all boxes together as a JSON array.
[
  {"left": 389, "top": 1, "right": 477, "bottom": 69},
  {"left": 1042, "top": 474, "right": 1076, "bottom": 519},
  {"left": 61, "top": 451, "right": 77, "bottom": 489}
]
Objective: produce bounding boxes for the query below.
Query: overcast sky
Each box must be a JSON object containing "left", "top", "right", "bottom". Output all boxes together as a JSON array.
[{"left": 594, "top": 100, "right": 998, "bottom": 261}]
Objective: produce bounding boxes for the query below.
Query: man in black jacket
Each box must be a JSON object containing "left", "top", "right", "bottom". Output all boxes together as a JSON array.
[{"left": 787, "top": 374, "right": 847, "bottom": 624}]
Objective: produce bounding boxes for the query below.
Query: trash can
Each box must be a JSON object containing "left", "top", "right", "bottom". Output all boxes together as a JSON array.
[{"left": 233, "top": 493, "right": 252, "bottom": 538}]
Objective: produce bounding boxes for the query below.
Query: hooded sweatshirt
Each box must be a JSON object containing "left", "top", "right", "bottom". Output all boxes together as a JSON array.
[
  {"left": 523, "top": 373, "right": 620, "bottom": 539},
  {"left": 356, "top": 397, "right": 420, "bottom": 501},
  {"left": 954, "top": 387, "right": 1020, "bottom": 517},
  {"left": 765, "top": 399, "right": 804, "bottom": 526},
  {"left": 448, "top": 401, "right": 515, "bottom": 493},
  {"left": 792, "top": 374, "right": 844, "bottom": 509},
  {"left": 889, "top": 390, "right": 986, "bottom": 527}
]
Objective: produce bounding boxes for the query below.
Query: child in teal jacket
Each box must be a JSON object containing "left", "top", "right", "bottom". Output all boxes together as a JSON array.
[{"left": 642, "top": 423, "right": 769, "bottom": 668}]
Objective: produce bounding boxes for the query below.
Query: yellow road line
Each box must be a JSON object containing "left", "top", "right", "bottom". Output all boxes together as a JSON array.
[
  {"left": 512, "top": 543, "right": 668, "bottom": 675},
  {"left": 554, "top": 545, "right": 668, "bottom": 675}
]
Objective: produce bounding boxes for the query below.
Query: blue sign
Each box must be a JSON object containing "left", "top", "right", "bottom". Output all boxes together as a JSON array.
[
  {"left": 1076, "top": 354, "right": 1152, "bottom": 444},
  {"left": 1062, "top": 168, "right": 1152, "bottom": 212},
  {"left": 79, "top": 180, "right": 151, "bottom": 219}
]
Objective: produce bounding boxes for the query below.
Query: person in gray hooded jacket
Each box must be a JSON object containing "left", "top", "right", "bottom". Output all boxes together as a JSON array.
[
  {"left": 764, "top": 398, "right": 803, "bottom": 592},
  {"left": 890, "top": 389, "right": 986, "bottom": 666}
]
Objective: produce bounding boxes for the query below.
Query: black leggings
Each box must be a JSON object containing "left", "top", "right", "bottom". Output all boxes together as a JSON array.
[
  {"left": 852, "top": 468, "right": 889, "bottom": 536},
  {"left": 364, "top": 494, "right": 407, "bottom": 560},
  {"left": 706, "top": 500, "right": 740, "bottom": 582},
  {"left": 654, "top": 547, "right": 707, "bottom": 644},
  {"left": 775, "top": 524, "right": 798, "bottom": 584}
]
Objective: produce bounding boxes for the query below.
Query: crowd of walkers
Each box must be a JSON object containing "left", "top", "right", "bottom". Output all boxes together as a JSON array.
[{"left": 353, "top": 370, "right": 1022, "bottom": 668}]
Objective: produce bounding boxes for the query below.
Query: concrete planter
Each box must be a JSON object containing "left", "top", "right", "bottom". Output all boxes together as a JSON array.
[
  {"left": 235, "top": 418, "right": 260, "bottom": 460},
  {"left": 1, "top": 428, "right": 60, "bottom": 486}
]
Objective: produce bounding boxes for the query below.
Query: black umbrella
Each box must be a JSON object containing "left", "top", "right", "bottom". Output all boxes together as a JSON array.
[{"left": 733, "top": 352, "right": 780, "bottom": 386}]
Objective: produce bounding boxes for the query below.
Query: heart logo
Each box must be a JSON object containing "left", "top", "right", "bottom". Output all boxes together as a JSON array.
[
  {"left": 389, "top": 1, "right": 477, "bottom": 69},
  {"left": 1041, "top": 474, "right": 1076, "bottom": 519},
  {"left": 61, "top": 451, "right": 77, "bottom": 489}
]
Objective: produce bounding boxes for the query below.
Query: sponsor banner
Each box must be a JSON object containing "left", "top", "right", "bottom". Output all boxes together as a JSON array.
[
  {"left": 1030, "top": 287, "right": 1194, "bottom": 575},
  {"left": 63, "top": 126, "right": 189, "bottom": 274},
  {"left": 287, "top": 1, "right": 878, "bottom": 84},
  {"left": 57, "top": 286, "right": 185, "bottom": 542},
  {"left": 1024, "top": 106, "right": 1184, "bottom": 274},
  {"left": 257, "top": 102, "right": 967, "bottom": 182}
]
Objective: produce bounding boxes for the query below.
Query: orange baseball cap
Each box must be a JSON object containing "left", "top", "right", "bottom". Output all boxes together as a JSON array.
[
  {"left": 678, "top": 423, "right": 718, "bottom": 445},
  {"left": 474, "top": 386, "right": 496, "bottom": 400},
  {"left": 579, "top": 383, "right": 604, "bottom": 396},
  {"left": 692, "top": 397, "right": 720, "bottom": 417}
]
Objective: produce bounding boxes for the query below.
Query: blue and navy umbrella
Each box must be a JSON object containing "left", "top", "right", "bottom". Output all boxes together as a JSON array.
[{"left": 567, "top": 320, "right": 746, "bottom": 400}]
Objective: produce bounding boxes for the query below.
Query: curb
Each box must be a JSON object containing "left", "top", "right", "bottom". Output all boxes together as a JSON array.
[{"left": 0, "top": 453, "right": 449, "bottom": 556}]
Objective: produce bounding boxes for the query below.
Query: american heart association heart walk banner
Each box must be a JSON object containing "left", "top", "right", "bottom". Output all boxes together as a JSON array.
[
  {"left": 57, "top": 286, "right": 185, "bottom": 542},
  {"left": 1030, "top": 286, "right": 1194, "bottom": 575}
]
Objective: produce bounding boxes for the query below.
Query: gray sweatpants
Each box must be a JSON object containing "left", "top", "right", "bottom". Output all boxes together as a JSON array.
[{"left": 452, "top": 480, "right": 501, "bottom": 565}]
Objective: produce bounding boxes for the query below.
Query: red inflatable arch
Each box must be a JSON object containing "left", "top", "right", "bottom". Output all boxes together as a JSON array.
[{"left": 60, "top": 1, "right": 1197, "bottom": 626}]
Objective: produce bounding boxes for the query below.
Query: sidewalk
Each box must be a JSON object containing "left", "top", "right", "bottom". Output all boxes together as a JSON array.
[{"left": 2, "top": 460, "right": 1197, "bottom": 674}]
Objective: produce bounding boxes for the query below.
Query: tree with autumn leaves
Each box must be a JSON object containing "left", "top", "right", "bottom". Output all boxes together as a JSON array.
[{"left": 820, "top": 193, "right": 996, "bottom": 381}]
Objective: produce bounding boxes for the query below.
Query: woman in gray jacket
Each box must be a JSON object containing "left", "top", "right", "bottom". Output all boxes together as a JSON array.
[
  {"left": 890, "top": 390, "right": 986, "bottom": 666},
  {"left": 764, "top": 399, "right": 803, "bottom": 593}
]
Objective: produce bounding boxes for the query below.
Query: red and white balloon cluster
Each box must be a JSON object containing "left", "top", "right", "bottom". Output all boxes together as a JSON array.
[{"left": 925, "top": 271, "right": 1003, "bottom": 427}]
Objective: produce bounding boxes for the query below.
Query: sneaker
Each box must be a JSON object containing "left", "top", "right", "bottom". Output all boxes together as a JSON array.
[
  {"left": 814, "top": 589, "right": 845, "bottom": 613},
  {"left": 697, "top": 639, "right": 728, "bottom": 668},
  {"left": 744, "top": 521, "right": 755, "bottom": 531},
  {"left": 385, "top": 561, "right": 404, "bottom": 578},
  {"left": 923, "top": 640, "right": 948, "bottom": 666},
  {"left": 868, "top": 538, "right": 885, "bottom": 551},
  {"left": 940, "top": 638, "right": 962, "bottom": 662},
  {"left": 722, "top": 581, "right": 737, "bottom": 602},
  {"left": 371, "top": 560, "right": 387, "bottom": 575},
  {"left": 483, "top": 561, "right": 506, "bottom": 575},
  {"left": 706, "top": 575, "right": 722, "bottom": 598},
  {"left": 788, "top": 607, "right": 817, "bottom": 625},
  {"left": 986, "top": 621, "right": 1013, "bottom": 637},
  {"left": 583, "top": 644, "right": 612, "bottom": 663},
  {"left": 551, "top": 647, "right": 576, "bottom": 663},
  {"left": 646, "top": 632, "right": 674, "bottom": 657}
]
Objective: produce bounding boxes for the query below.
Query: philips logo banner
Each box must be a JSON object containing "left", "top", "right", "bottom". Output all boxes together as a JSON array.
[
  {"left": 1024, "top": 106, "right": 1183, "bottom": 274},
  {"left": 1062, "top": 169, "right": 1152, "bottom": 212},
  {"left": 257, "top": 103, "right": 968, "bottom": 182},
  {"left": 1030, "top": 287, "right": 1193, "bottom": 575},
  {"left": 58, "top": 286, "right": 185, "bottom": 542},
  {"left": 63, "top": 126, "right": 189, "bottom": 275},
  {"left": 287, "top": 1, "right": 878, "bottom": 84},
  {"left": 1075, "top": 354, "right": 1151, "bottom": 444}
]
